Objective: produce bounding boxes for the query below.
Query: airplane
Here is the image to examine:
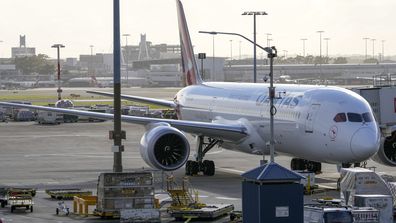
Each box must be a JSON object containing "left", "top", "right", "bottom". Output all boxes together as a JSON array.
[{"left": 0, "top": 0, "right": 391, "bottom": 177}]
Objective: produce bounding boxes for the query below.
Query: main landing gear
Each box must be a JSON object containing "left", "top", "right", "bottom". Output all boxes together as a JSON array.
[
  {"left": 291, "top": 158, "right": 322, "bottom": 174},
  {"left": 185, "top": 136, "right": 220, "bottom": 176}
]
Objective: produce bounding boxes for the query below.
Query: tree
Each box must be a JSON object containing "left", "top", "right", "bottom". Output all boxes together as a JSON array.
[
  {"left": 333, "top": 57, "right": 348, "bottom": 64},
  {"left": 14, "top": 54, "right": 55, "bottom": 75},
  {"left": 363, "top": 58, "right": 379, "bottom": 64}
]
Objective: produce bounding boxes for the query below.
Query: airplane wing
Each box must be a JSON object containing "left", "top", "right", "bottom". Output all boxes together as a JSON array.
[
  {"left": 0, "top": 102, "right": 247, "bottom": 142},
  {"left": 86, "top": 90, "right": 176, "bottom": 108}
]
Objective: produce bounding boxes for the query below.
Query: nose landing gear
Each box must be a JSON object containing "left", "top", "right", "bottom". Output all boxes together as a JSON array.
[{"left": 185, "top": 136, "right": 220, "bottom": 176}]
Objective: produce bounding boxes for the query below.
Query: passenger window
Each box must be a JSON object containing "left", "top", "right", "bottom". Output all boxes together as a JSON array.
[
  {"left": 347, "top": 113, "right": 362, "bottom": 122},
  {"left": 333, "top": 113, "right": 346, "bottom": 122},
  {"left": 362, "top": 112, "right": 373, "bottom": 122}
]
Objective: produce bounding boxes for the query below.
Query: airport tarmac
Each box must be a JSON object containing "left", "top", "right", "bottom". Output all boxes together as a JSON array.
[
  {"left": 1, "top": 120, "right": 395, "bottom": 222},
  {"left": 1, "top": 87, "right": 396, "bottom": 222}
]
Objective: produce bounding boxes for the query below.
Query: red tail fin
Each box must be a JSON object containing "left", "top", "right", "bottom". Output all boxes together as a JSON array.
[{"left": 176, "top": 0, "right": 203, "bottom": 86}]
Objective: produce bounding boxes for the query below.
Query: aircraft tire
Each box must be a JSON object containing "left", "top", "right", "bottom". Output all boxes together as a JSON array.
[
  {"left": 185, "top": 160, "right": 199, "bottom": 176},
  {"left": 190, "top": 161, "right": 199, "bottom": 175},
  {"left": 203, "top": 160, "right": 215, "bottom": 176},
  {"left": 291, "top": 158, "right": 305, "bottom": 171},
  {"left": 185, "top": 160, "right": 193, "bottom": 176}
]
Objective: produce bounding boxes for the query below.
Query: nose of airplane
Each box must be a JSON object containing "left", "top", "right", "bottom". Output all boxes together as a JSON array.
[{"left": 350, "top": 127, "right": 380, "bottom": 160}]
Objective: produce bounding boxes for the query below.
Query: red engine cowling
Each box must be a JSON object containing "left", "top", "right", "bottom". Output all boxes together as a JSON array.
[{"left": 140, "top": 124, "right": 190, "bottom": 171}]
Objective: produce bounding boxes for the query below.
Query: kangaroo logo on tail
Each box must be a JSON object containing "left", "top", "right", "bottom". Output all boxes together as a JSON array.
[{"left": 176, "top": 0, "right": 203, "bottom": 86}]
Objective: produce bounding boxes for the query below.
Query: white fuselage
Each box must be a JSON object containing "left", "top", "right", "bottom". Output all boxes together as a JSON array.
[{"left": 175, "top": 82, "right": 380, "bottom": 164}]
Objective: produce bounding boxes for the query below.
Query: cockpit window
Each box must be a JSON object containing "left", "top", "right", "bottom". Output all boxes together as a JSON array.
[
  {"left": 362, "top": 112, "right": 373, "bottom": 122},
  {"left": 333, "top": 113, "right": 347, "bottom": 122},
  {"left": 347, "top": 113, "right": 363, "bottom": 122}
]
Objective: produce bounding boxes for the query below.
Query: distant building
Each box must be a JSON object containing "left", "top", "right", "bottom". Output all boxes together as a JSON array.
[
  {"left": 11, "top": 35, "right": 36, "bottom": 58},
  {"left": 79, "top": 53, "right": 113, "bottom": 75},
  {"left": 123, "top": 34, "right": 180, "bottom": 65},
  {"left": 65, "top": 58, "right": 78, "bottom": 67}
]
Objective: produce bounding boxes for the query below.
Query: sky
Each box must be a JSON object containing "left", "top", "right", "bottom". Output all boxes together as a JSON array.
[{"left": 0, "top": 0, "right": 395, "bottom": 60}]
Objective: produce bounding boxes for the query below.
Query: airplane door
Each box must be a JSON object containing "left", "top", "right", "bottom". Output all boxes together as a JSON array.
[{"left": 305, "top": 104, "right": 320, "bottom": 133}]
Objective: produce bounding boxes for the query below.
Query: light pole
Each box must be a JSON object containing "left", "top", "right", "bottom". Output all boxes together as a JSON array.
[
  {"left": 212, "top": 35, "right": 215, "bottom": 80},
  {"left": 371, "top": 39, "right": 376, "bottom": 59},
  {"left": 381, "top": 40, "right": 385, "bottom": 61},
  {"left": 268, "top": 39, "right": 273, "bottom": 47},
  {"left": 265, "top": 33, "right": 272, "bottom": 47},
  {"left": 123, "top": 34, "right": 130, "bottom": 86},
  {"left": 324, "top": 37, "right": 330, "bottom": 60},
  {"left": 89, "top": 45, "right": 94, "bottom": 76},
  {"left": 0, "top": 40, "right": 3, "bottom": 57},
  {"left": 316, "top": 31, "right": 324, "bottom": 62},
  {"left": 264, "top": 46, "right": 277, "bottom": 163},
  {"left": 283, "top": 50, "right": 288, "bottom": 58},
  {"left": 300, "top": 38, "right": 307, "bottom": 57},
  {"left": 363, "top": 37, "right": 370, "bottom": 60},
  {"left": 113, "top": 0, "right": 123, "bottom": 173},
  {"left": 51, "top": 44, "right": 65, "bottom": 101},
  {"left": 229, "top": 40, "right": 233, "bottom": 61},
  {"left": 239, "top": 40, "right": 242, "bottom": 60},
  {"left": 242, "top": 11, "right": 268, "bottom": 83},
  {"left": 198, "top": 53, "right": 206, "bottom": 78}
]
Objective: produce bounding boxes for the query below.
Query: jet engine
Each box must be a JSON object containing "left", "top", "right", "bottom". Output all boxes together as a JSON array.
[
  {"left": 140, "top": 124, "right": 190, "bottom": 171},
  {"left": 372, "top": 133, "right": 396, "bottom": 166}
]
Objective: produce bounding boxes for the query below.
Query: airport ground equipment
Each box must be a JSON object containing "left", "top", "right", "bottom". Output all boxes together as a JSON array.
[
  {"left": 166, "top": 176, "right": 233, "bottom": 220},
  {"left": 0, "top": 188, "right": 7, "bottom": 208},
  {"left": 353, "top": 194, "right": 393, "bottom": 223},
  {"left": 56, "top": 201, "right": 70, "bottom": 216},
  {"left": 13, "top": 109, "right": 34, "bottom": 121},
  {"left": 63, "top": 114, "right": 79, "bottom": 123},
  {"left": 37, "top": 111, "right": 63, "bottom": 124},
  {"left": 45, "top": 188, "right": 92, "bottom": 200},
  {"left": 2, "top": 188, "right": 36, "bottom": 200},
  {"left": 8, "top": 194, "right": 33, "bottom": 213},
  {"left": 120, "top": 209, "right": 160, "bottom": 223},
  {"left": 304, "top": 205, "right": 353, "bottom": 223},
  {"left": 73, "top": 195, "right": 97, "bottom": 216},
  {"left": 241, "top": 162, "right": 305, "bottom": 223},
  {"left": 296, "top": 171, "right": 321, "bottom": 194},
  {"left": 0, "top": 111, "right": 6, "bottom": 122},
  {"left": 352, "top": 80, "right": 396, "bottom": 167},
  {"left": 351, "top": 207, "right": 380, "bottom": 223},
  {"left": 94, "top": 171, "right": 155, "bottom": 219},
  {"left": 339, "top": 168, "right": 391, "bottom": 206}
]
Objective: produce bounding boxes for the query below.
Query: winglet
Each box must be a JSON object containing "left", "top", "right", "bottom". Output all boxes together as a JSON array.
[{"left": 176, "top": 0, "right": 203, "bottom": 86}]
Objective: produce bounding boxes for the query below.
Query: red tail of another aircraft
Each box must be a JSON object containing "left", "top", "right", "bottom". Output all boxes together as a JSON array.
[{"left": 176, "top": 0, "right": 203, "bottom": 86}]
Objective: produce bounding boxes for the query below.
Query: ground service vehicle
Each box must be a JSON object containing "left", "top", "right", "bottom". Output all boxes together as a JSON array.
[
  {"left": 8, "top": 195, "right": 33, "bottom": 213},
  {"left": 37, "top": 111, "right": 63, "bottom": 124}
]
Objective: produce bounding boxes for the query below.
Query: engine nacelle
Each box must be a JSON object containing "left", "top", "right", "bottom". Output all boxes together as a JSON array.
[
  {"left": 140, "top": 124, "right": 190, "bottom": 171},
  {"left": 372, "top": 132, "right": 396, "bottom": 166}
]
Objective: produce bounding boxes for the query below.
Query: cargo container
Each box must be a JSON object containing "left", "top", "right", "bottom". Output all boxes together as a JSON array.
[
  {"left": 351, "top": 207, "right": 379, "bottom": 223},
  {"left": 95, "top": 172, "right": 155, "bottom": 218},
  {"left": 340, "top": 168, "right": 391, "bottom": 206},
  {"left": 353, "top": 194, "right": 393, "bottom": 223},
  {"left": 304, "top": 205, "right": 353, "bottom": 223}
]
